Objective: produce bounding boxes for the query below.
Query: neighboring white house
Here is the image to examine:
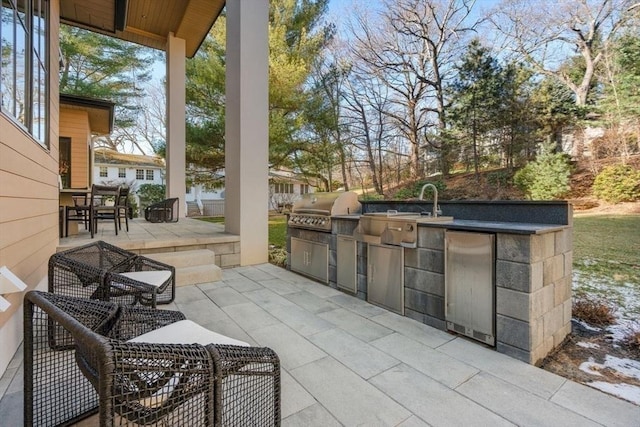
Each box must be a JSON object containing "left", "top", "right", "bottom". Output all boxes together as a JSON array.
[
  {"left": 185, "top": 167, "right": 315, "bottom": 215},
  {"left": 91, "top": 153, "right": 316, "bottom": 216},
  {"left": 93, "top": 149, "right": 165, "bottom": 211},
  {"left": 268, "top": 168, "right": 315, "bottom": 212},
  {"left": 93, "top": 148, "right": 165, "bottom": 187}
]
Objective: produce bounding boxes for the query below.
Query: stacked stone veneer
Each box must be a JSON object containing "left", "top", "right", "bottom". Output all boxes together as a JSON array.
[
  {"left": 495, "top": 228, "right": 572, "bottom": 365},
  {"left": 403, "top": 227, "right": 447, "bottom": 330}
]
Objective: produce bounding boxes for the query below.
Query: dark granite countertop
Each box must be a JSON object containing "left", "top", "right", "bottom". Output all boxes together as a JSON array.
[
  {"left": 415, "top": 219, "right": 568, "bottom": 234},
  {"left": 332, "top": 215, "right": 568, "bottom": 235}
]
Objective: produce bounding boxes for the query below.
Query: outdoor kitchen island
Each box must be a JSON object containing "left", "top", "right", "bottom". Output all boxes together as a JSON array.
[{"left": 287, "top": 199, "right": 573, "bottom": 366}]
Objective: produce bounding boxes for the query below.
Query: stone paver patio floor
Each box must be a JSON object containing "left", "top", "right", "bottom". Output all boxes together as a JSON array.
[{"left": 1, "top": 264, "right": 638, "bottom": 426}]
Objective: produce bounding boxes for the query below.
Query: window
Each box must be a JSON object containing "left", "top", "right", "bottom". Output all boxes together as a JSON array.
[
  {"left": 136, "top": 169, "right": 144, "bottom": 180},
  {"left": 275, "top": 183, "right": 293, "bottom": 194},
  {"left": 99, "top": 166, "right": 107, "bottom": 177},
  {"left": 301, "top": 184, "right": 310, "bottom": 194},
  {"left": 146, "top": 169, "right": 154, "bottom": 181},
  {"left": 1, "top": 0, "right": 49, "bottom": 147},
  {"left": 59, "top": 137, "right": 71, "bottom": 188},
  {"left": 118, "top": 168, "right": 126, "bottom": 178}
]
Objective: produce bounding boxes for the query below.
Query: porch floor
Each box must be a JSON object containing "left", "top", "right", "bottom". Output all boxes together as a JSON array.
[
  {"left": 59, "top": 216, "right": 236, "bottom": 252},
  {"left": 1, "top": 264, "right": 638, "bottom": 425}
]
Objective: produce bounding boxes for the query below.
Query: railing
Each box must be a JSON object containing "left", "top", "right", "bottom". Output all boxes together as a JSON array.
[{"left": 186, "top": 200, "right": 225, "bottom": 217}]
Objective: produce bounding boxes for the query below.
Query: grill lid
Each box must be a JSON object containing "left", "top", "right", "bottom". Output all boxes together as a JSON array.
[{"left": 291, "top": 192, "right": 361, "bottom": 216}]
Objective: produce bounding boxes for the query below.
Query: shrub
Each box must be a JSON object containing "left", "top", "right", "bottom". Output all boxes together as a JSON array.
[
  {"left": 395, "top": 180, "right": 446, "bottom": 200},
  {"left": 487, "top": 170, "right": 512, "bottom": 187},
  {"left": 359, "top": 193, "right": 385, "bottom": 201},
  {"left": 513, "top": 144, "right": 571, "bottom": 200},
  {"left": 137, "top": 184, "right": 166, "bottom": 212},
  {"left": 572, "top": 295, "right": 616, "bottom": 326},
  {"left": 268, "top": 247, "right": 287, "bottom": 268},
  {"left": 592, "top": 164, "right": 640, "bottom": 203}
]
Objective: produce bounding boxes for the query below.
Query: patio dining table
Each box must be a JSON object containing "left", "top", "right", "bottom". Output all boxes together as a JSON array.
[{"left": 59, "top": 188, "right": 91, "bottom": 237}]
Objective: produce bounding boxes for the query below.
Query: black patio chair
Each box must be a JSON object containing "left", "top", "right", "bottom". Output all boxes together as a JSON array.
[
  {"left": 144, "top": 198, "right": 179, "bottom": 223},
  {"left": 65, "top": 192, "right": 91, "bottom": 237},
  {"left": 24, "top": 291, "right": 281, "bottom": 427},
  {"left": 115, "top": 186, "right": 130, "bottom": 231},
  {"left": 90, "top": 184, "right": 120, "bottom": 238},
  {"left": 48, "top": 240, "right": 176, "bottom": 307}
]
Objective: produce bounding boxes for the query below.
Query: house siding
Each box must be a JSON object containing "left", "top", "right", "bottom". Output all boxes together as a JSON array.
[
  {"left": 60, "top": 108, "right": 91, "bottom": 188},
  {"left": 0, "top": 0, "right": 60, "bottom": 374}
]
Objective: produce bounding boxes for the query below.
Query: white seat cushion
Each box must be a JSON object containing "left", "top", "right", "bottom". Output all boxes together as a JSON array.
[
  {"left": 128, "top": 319, "right": 249, "bottom": 347},
  {"left": 126, "top": 320, "right": 249, "bottom": 408},
  {"left": 119, "top": 270, "right": 172, "bottom": 288}
]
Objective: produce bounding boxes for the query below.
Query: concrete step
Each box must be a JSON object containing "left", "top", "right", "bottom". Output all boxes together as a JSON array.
[
  {"left": 175, "top": 264, "right": 222, "bottom": 287},
  {"left": 144, "top": 249, "right": 221, "bottom": 286},
  {"left": 145, "top": 249, "right": 215, "bottom": 268}
]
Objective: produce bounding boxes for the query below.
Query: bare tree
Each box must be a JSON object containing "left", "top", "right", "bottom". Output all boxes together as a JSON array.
[
  {"left": 347, "top": 0, "right": 479, "bottom": 177},
  {"left": 93, "top": 79, "right": 166, "bottom": 155},
  {"left": 342, "top": 66, "right": 395, "bottom": 195},
  {"left": 490, "top": 0, "right": 637, "bottom": 106},
  {"left": 348, "top": 4, "right": 430, "bottom": 179}
]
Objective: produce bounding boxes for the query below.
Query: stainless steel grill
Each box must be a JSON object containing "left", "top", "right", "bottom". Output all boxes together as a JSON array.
[{"left": 288, "top": 192, "right": 361, "bottom": 231}]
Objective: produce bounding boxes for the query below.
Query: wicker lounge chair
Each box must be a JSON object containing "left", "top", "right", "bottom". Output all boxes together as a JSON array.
[
  {"left": 144, "top": 198, "right": 179, "bottom": 223},
  {"left": 48, "top": 241, "right": 175, "bottom": 307},
  {"left": 24, "top": 291, "right": 281, "bottom": 426}
]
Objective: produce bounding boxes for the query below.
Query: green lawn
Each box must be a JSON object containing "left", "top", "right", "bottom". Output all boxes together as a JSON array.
[
  {"left": 197, "top": 216, "right": 225, "bottom": 224},
  {"left": 196, "top": 215, "right": 287, "bottom": 247},
  {"left": 268, "top": 215, "right": 287, "bottom": 248},
  {"left": 572, "top": 214, "right": 640, "bottom": 315},
  {"left": 573, "top": 215, "right": 640, "bottom": 281}
]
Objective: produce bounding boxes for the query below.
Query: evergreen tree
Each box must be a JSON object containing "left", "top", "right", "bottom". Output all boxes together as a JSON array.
[
  {"left": 513, "top": 143, "right": 572, "bottom": 200},
  {"left": 184, "top": 0, "right": 332, "bottom": 178},
  {"left": 448, "top": 39, "right": 503, "bottom": 176},
  {"left": 59, "top": 25, "right": 156, "bottom": 148}
]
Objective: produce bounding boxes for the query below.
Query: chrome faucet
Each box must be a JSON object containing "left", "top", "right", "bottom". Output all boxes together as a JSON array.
[{"left": 418, "top": 183, "right": 441, "bottom": 217}]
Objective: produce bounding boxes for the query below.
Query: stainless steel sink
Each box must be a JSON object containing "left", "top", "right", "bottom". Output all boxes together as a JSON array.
[
  {"left": 412, "top": 216, "right": 453, "bottom": 223},
  {"left": 355, "top": 211, "right": 454, "bottom": 248},
  {"left": 361, "top": 211, "right": 420, "bottom": 217},
  {"left": 362, "top": 211, "right": 454, "bottom": 223}
]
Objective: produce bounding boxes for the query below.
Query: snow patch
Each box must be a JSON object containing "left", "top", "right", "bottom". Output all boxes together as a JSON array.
[
  {"left": 573, "top": 318, "right": 602, "bottom": 332},
  {"left": 588, "top": 381, "right": 640, "bottom": 405},
  {"left": 603, "top": 355, "right": 640, "bottom": 381},
  {"left": 576, "top": 341, "right": 600, "bottom": 349},
  {"left": 606, "top": 318, "right": 640, "bottom": 343},
  {"left": 579, "top": 358, "right": 603, "bottom": 377},
  {"left": 578, "top": 355, "right": 640, "bottom": 382}
]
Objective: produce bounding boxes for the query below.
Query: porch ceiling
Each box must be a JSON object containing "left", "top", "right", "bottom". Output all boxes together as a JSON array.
[{"left": 60, "top": 0, "right": 225, "bottom": 57}]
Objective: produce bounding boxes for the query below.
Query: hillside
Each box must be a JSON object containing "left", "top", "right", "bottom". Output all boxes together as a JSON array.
[{"left": 386, "top": 155, "right": 640, "bottom": 214}]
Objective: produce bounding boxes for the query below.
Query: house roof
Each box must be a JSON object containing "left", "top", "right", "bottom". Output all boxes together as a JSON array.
[
  {"left": 60, "top": 0, "right": 225, "bottom": 58},
  {"left": 60, "top": 94, "right": 115, "bottom": 135},
  {"left": 94, "top": 148, "right": 165, "bottom": 168},
  {"left": 269, "top": 169, "right": 310, "bottom": 185}
]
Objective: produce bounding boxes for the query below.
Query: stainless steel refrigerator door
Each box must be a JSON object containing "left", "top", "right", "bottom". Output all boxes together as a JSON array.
[{"left": 445, "top": 231, "right": 495, "bottom": 345}]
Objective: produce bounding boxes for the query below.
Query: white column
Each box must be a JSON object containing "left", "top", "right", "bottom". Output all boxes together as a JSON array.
[
  {"left": 165, "top": 33, "right": 186, "bottom": 216},
  {"left": 225, "top": 0, "right": 269, "bottom": 265}
]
